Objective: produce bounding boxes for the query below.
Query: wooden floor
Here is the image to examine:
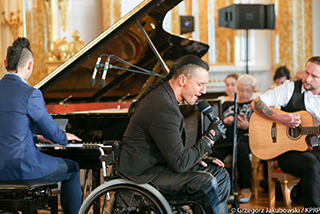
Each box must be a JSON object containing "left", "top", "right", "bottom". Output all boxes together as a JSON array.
[
  {"left": 227, "top": 188, "right": 304, "bottom": 214},
  {"left": 39, "top": 186, "right": 305, "bottom": 214}
]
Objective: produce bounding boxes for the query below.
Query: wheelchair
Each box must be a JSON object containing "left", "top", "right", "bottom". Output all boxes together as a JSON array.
[{"left": 79, "top": 141, "right": 206, "bottom": 214}]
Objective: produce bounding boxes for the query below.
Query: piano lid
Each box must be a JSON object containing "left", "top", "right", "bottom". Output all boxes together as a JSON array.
[{"left": 35, "top": 0, "right": 209, "bottom": 105}]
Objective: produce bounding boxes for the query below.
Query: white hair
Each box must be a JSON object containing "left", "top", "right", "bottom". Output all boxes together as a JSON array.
[{"left": 237, "top": 74, "right": 257, "bottom": 89}]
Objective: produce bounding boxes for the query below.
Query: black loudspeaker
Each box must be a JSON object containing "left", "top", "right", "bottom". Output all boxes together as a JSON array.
[
  {"left": 180, "top": 16, "right": 195, "bottom": 34},
  {"left": 218, "top": 4, "right": 275, "bottom": 29}
]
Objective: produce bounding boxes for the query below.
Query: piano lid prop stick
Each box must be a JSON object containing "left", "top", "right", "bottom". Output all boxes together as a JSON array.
[
  {"left": 89, "top": 56, "right": 102, "bottom": 87},
  {"left": 99, "top": 56, "right": 110, "bottom": 88}
]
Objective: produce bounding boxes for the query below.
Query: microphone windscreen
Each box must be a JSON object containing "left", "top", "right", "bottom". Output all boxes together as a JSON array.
[
  {"left": 99, "top": 79, "right": 106, "bottom": 88},
  {"left": 198, "top": 100, "right": 213, "bottom": 116},
  {"left": 89, "top": 79, "right": 96, "bottom": 87}
]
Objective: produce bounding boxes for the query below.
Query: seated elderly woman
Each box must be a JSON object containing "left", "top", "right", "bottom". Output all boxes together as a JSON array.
[{"left": 211, "top": 74, "right": 256, "bottom": 203}]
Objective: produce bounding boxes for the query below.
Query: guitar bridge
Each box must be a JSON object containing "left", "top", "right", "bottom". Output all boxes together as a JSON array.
[{"left": 271, "top": 122, "right": 277, "bottom": 143}]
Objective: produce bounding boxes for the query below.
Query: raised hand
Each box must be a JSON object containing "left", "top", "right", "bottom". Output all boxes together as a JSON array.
[{"left": 204, "top": 117, "right": 227, "bottom": 143}]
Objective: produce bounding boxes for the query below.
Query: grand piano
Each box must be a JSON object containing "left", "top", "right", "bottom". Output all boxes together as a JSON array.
[{"left": 36, "top": 0, "right": 209, "bottom": 190}]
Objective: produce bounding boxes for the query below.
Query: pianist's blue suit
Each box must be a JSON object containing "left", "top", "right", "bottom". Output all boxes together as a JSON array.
[
  {"left": 0, "top": 74, "right": 69, "bottom": 180},
  {"left": 0, "top": 73, "right": 82, "bottom": 213}
]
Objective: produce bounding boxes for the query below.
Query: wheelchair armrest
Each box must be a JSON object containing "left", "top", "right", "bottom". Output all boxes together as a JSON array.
[{"left": 100, "top": 152, "right": 115, "bottom": 166}]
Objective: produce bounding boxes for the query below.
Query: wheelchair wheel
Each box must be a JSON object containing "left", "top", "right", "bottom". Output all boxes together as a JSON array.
[{"left": 80, "top": 180, "right": 167, "bottom": 214}]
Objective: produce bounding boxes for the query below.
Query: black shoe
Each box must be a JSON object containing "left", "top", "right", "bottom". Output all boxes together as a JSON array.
[{"left": 191, "top": 203, "right": 206, "bottom": 214}]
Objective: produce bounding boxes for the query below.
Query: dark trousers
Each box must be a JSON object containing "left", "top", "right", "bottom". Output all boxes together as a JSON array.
[
  {"left": 278, "top": 147, "right": 320, "bottom": 208},
  {"left": 151, "top": 158, "right": 230, "bottom": 214},
  {"left": 211, "top": 140, "right": 252, "bottom": 189}
]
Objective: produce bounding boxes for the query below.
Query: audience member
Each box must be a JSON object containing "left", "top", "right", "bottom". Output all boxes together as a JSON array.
[
  {"left": 211, "top": 74, "right": 256, "bottom": 203},
  {"left": 217, "top": 73, "right": 238, "bottom": 104},
  {"left": 273, "top": 66, "right": 291, "bottom": 86}
]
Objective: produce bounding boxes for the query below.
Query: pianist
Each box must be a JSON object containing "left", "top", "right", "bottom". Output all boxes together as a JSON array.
[
  {"left": 0, "top": 37, "right": 82, "bottom": 214},
  {"left": 118, "top": 55, "right": 230, "bottom": 214}
]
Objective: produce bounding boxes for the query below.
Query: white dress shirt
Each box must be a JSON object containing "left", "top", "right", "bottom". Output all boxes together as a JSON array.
[{"left": 260, "top": 80, "right": 320, "bottom": 145}]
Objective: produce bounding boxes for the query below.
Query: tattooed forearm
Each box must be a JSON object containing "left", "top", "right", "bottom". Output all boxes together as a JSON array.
[
  {"left": 254, "top": 100, "right": 277, "bottom": 117},
  {"left": 255, "top": 100, "right": 265, "bottom": 112}
]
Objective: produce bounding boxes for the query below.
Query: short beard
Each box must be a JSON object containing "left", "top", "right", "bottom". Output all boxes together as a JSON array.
[{"left": 303, "top": 81, "right": 315, "bottom": 91}]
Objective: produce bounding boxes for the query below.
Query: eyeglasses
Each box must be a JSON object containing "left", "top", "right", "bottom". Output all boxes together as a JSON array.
[{"left": 238, "top": 88, "right": 253, "bottom": 93}]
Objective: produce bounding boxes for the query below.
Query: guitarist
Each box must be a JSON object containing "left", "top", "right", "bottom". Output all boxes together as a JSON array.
[{"left": 250, "top": 56, "right": 320, "bottom": 210}]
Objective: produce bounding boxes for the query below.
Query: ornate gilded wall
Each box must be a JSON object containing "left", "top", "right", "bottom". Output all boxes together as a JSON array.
[
  {"left": 273, "top": 0, "right": 312, "bottom": 76},
  {"left": 0, "top": 0, "right": 23, "bottom": 78},
  {"left": 25, "top": 0, "right": 48, "bottom": 86},
  {"left": 199, "top": 0, "right": 209, "bottom": 63},
  {"left": 170, "top": 0, "right": 234, "bottom": 64},
  {"left": 0, "top": 0, "right": 315, "bottom": 85},
  {"left": 214, "top": 0, "right": 235, "bottom": 65},
  {"left": 102, "top": 0, "right": 121, "bottom": 31}
]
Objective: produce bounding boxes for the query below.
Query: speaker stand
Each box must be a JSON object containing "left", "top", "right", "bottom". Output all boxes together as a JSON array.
[{"left": 245, "top": 29, "right": 249, "bottom": 74}]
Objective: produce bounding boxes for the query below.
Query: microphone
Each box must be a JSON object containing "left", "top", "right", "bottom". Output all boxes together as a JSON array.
[
  {"left": 89, "top": 56, "right": 102, "bottom": 87},
  {"left": 198, "top": 100, "right": 226, "bottom": 139},
  {"left": 198, "top": 100, "right": 215, "bottom": 121},
  {"left": 99, "top": 56, "right": 110, "bottom": 87}
]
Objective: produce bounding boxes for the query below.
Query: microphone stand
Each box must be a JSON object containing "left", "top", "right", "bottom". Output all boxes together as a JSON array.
[
  {"left": 90, "top": 54, "right": 166, "bottom": 88},
  {"left": 230, "top": 93, "right": 240, "bottom": 213},
  {"left": 108, "top": 64, "right": 164, "bottom": 78}
]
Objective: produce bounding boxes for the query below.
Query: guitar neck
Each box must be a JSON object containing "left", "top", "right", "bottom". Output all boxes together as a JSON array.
[{"left": 301, "top": 127, "right": 320, "bottom": 135}]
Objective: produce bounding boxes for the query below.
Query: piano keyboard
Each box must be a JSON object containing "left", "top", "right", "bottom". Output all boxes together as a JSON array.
[
  {"left": 37, "top": 143, "right": 83, "bottom": 148},
  {"left": 37, "top": 142, "right": 113, "bottom": 149}
]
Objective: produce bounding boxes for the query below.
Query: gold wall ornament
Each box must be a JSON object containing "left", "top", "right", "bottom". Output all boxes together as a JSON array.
[
  {"left": 47, "top": 31, "right": 86, "bottom": 61},
  {"left": 48, "top": 37, "right": 70, "bottom": 61},
  {"left": 58, "top": 0, "right": 68, "bottom": 32},
  {"left": 70, "top": 30, "right": 85, "bottom": 56},
  {"left": 1, "top": 10, "right": 22, "bottom": 39}
]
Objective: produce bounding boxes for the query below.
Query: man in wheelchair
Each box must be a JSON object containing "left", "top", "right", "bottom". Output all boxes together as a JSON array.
[{"left": 118, "top": 55, "right": 230, "bottom": 214}]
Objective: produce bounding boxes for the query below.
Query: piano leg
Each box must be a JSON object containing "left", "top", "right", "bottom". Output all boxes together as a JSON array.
[
  {"left": 92, "top": 168, "right": 101, "bottom": 191},
  {"left": 82, "top": 168, "right": 101, "bottom": 202},
  {"left": 90, "top": 168, "right": 101, "bottom": 214},
  {"left": 83, "top": 170, "right": 90, "bottom": 201}
]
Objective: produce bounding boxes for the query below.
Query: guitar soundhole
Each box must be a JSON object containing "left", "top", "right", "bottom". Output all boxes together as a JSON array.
[{"left": 287, "top": 125, "right": 302, "bottom": 140}]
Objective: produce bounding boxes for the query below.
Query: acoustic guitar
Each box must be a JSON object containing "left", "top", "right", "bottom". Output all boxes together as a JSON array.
[{"left": 249, "top": 108, "right": 317, "bottom": 160}]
